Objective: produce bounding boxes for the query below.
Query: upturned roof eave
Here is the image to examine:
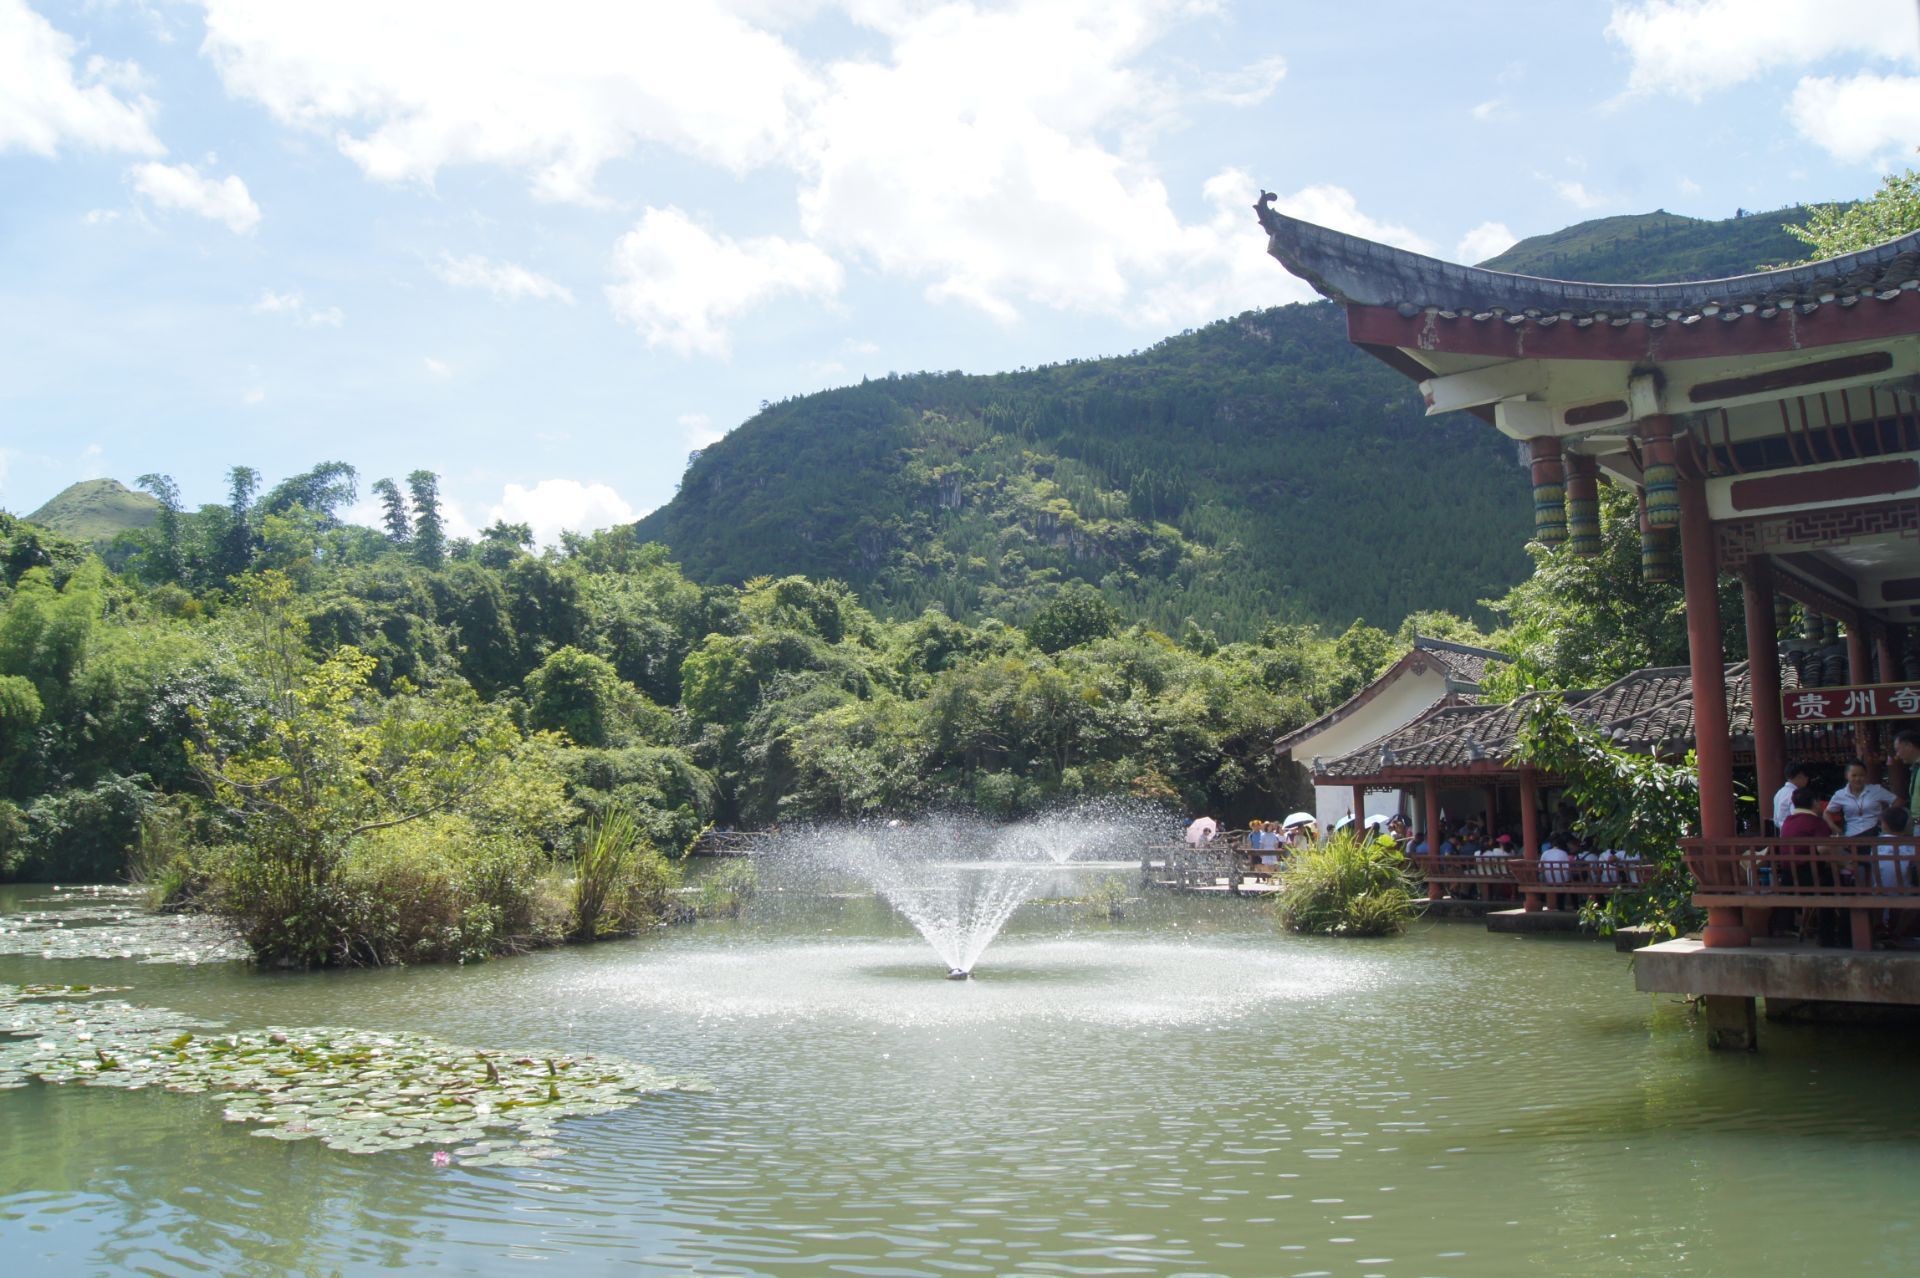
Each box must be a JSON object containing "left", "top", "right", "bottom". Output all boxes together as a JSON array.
[{"left": 1253, "top": 196, "right": 1920, "bottom": 317}]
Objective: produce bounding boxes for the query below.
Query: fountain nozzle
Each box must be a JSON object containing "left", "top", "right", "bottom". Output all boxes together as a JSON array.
[{"left": 946, "top": 967, "right": 973, "bottom": 981}]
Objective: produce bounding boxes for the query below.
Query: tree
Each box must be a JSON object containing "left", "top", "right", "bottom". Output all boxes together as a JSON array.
[
  {"left": 371, "top": 478, "right": 412, "bottom": 545},
  {"left": 407, "top": 470, "right": 446, "bottom": 567},
  {"left": 213, "top": 465, "right": 261, "bottom": 581},
  {"left": 1784, "top": 167, "right": 1920, "bottom": 261},
  {"left": 190, "top": 572, "right": 523, "bottom": 965},
  {"left": 1026, "top": 585, "right": 1119, "bottom": 653},
  {"left": 261, "top": 462, "right": 358, "bottom": 524},
  {"left": 1511, "top": 695, "right": 1704, "bottom": 939},
  {"left": 1482, "top": 485, "right": 1741, "bottom": 696},
  {"left": 523, "top": 646, "right": 670, "bottom": 748},
  {"left": 135, "top": 473, "right": 185, "bottom": 584}
]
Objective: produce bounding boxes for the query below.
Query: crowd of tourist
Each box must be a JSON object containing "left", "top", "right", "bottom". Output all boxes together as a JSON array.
[{"left": 1765, "top": 737, "right": 1920, "bottom": 945}]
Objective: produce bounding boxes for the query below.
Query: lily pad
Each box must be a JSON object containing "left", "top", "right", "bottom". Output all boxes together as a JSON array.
[{"left": 0, "top": 983, "right": 704, "bottom": 1163}]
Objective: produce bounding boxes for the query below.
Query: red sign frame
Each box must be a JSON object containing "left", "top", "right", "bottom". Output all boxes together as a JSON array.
[{"left": 1782, "top": 681, "right": 1920, "bottom": 724}]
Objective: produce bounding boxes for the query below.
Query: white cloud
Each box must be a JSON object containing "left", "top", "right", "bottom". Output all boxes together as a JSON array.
[
  {"left": 1607, "top": 0, "right": 1918, "bottom": 100},
  {"left": 1132, "top": 169, "right": 1428, "bottom": 329},
  {"left": 83, "top": 208, "right": 121, "bottom": 224},
  {"left": 487, "top": 479, "right": 640, "bottom": 547},
  {"left": 795, "top": 1, "right": 1207, "bottom": 323},
  {"left": 433, "top": 253, "right": 575, "bottom": 304},
  {"left": 606, "top": 205, "right": 842, "bottom": 356},
  {"left": 1470, "top": 98, "right": 1503, "bottom": 121},
  {"left": 680, "top": 412, "right": 724, "bottom": 450},
  {"left": 1550, "top": 177, "right": 1605, "bottom": 210},
  {"left": 0, "top": 0, "right": 163, "bottom": 156},
  {"left": 423, "top": 356, "right": 452, "bottom": 378},
  {"left": 250, "top": 289, "right": 344, "bottom": 326},
  {"left": 1789, "top": 72, "right": 1920, "bottom": 164},
  {"left": 81, "top": 442, "right": 104, "bottom": 480},
  {"left": 129, "top": 161, "right": 261, "bottom": 233},
  {"left": 196, "top": 0, "right": 817, "bottom": 202},
  {"left": 185, "top": 1, "right": 1417, "bottom": 333},
  {"left": 243, "top": 386, "right": 265, "bottom": 405},
  {"left": 1202, "top": 54, "right": 1287, "bottom": 107},
  {"left": 1456, "top": 221, "right": 1517, "bottom": 265},
  {"left": 1678, "top": 176, "right": 1703, "bottom": 196}
]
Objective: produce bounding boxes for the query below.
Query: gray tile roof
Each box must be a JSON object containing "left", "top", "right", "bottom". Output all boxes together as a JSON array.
[{"left": 1255, "top": 195, "right": 1920, "bottom": 328}]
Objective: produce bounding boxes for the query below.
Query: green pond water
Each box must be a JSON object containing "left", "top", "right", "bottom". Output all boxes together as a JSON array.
[{"left": 3, "top": 876, "right": 1919, "bottom": 1277}]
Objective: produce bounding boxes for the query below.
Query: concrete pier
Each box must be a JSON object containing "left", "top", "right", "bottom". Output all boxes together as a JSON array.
[
  {"left": 1485, "top": 908, "right": 1584, "bottom": 935},
  {"left": 1634, "top": 938, "right": 1920, "bottom": 1005}
]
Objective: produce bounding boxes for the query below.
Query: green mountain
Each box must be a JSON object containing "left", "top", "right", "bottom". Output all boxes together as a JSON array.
[
  {"left": 639, "top": 303, "right": 1535, "bottom": 639},
  {"left": 1480, "top": 205, "right": 1829, "bottom": 280},
  {"left": 24, "top": 479, "right": 162, "bottom": 543},
  {"left": 638, "top": 205, "right": 1838, "bottom": 639}
]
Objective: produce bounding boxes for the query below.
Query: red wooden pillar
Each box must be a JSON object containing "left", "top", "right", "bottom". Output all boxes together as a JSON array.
[
  {"left": 1848, "top": 621, "right": 1877, "bottom": 780},
  {"left": 1483, "top": 784, "right": 1499, "bottom": 833},
  {"left": 1352, "top": 784, "right": 1367, "bottom": 827},
  {"left": 1742, "top": 557, "right": 1786, "bottom": 831},
  {"left": 1423, "top": 778, "right": 1443, "bottom": 899},
  {"left": 1679, "top": 462, "right": 1745, "bottom": 947},
  {"left": 1519, "top": 770, "right": 1543, "bottom": 912}
]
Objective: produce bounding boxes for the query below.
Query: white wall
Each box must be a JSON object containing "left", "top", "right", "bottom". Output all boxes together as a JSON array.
[{"left": 1292, "top": 668, "right": 1449, "bottom": 829}]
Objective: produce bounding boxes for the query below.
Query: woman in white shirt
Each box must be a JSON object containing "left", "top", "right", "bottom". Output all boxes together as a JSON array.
[{"left": 1825, "top": 760, "right": 1898, "bottom": 838}]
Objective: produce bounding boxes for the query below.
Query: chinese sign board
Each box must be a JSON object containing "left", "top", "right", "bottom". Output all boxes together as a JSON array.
[{"left": 1783, "top": 682, "right": 1920, "bottom": 724}]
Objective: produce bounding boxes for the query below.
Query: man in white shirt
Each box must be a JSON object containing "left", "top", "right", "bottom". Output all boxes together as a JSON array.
[
  {"left": 1539, "top": 835, "right": 1573, "bottom": 884},
  {"left": 1772, "top": 762, "right": 1812, "bottom": 834},
  {"left": 1826, "top": 760, "right": 1899, "bottom": 837}
]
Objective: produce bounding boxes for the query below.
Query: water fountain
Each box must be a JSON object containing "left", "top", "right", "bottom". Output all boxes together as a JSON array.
[{"left": 782, "top": 807, "right": 1162, "bottom": 977}]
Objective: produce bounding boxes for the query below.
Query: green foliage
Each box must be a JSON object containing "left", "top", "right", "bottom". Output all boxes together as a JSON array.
[
  {"left": 1026, "top": 584, "right": 1120, "bottom": 653},
  {"left": 22, "top": 479, "right": 161, "bottom": 544},
  {"left": 636, "top": 304, "right": 1536, "bottom": 639},
  {"left": 191, "top": 573, "right": 532, "bottom": 965},
  {"left": 1481, "top": 486, "right": 1742, "bottom": 697},
  {"left": 568, "top": 805, "right": 681, "bottom": 940},
  {"left": 523, "top": 646, "right": 671, "bottom": 747},
  {"left": 407, "top": 470, "right": 446, "bottom": 567},
  {"left": 693, "top": 858, "right": 758, "bottom": 919},
  {"left": 1510, "top": 695, "right": 1704, "bottom": 939},
  {"left": 335, "top": 816, "right": 566, "bottom": 964},
  {"left": 1277, "top": 831, "right": 1419, "bottom": 936},
  {"left": 1783, "top": 169, "right": 1920, "bottom": 261}
]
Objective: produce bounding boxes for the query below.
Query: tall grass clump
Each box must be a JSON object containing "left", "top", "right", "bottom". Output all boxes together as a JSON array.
[
  {"left": 570, "top": 805, "right": 681, "bottom": 940},
  {"left": 1277, "top": 832, "right": 1419, "bottom": 937}
]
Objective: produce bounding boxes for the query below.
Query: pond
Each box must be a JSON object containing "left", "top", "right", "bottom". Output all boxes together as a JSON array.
[{"left": 3, "top": 873, "right": 1919, "bottom": 1276}]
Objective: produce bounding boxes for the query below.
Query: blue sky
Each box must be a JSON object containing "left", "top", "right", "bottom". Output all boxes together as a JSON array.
[{"left": 4, "top": 0, "right": 1918, "bottom": 541}]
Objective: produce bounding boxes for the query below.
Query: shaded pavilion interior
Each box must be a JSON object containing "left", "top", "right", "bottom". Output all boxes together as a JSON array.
[{"left": 1255, "top": 198, "right": 1920, "bottom": 1040}]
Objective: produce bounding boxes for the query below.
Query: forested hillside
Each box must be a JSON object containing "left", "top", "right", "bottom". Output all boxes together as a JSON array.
[
  {"left": 1481, "top": 205, "right": 1826, "bottom": 280},
  {"left": 637, "top": 206, "right": 1841, "bottom": 640},
  {"left": 639, "top": 303, "right": 1534, "bottom": 640},
  {"left": 1, "top": 473, "right": 1483, "bottom": 960}
]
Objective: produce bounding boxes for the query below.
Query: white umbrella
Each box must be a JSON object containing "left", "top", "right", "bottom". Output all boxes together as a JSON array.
[
  {"left": 1282, "top": 811, "right": 1316, "bottom": 829},
  {"left": 1185, "top": 816, "right": 1219, "bottom": 846},
  {"left": 1333, "top": 814, "right": 1356, "bottom": 831}
]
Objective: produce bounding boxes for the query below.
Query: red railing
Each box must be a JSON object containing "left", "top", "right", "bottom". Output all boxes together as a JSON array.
[
  {"left": 1508, "top": 857, "right": 1655, "bottom": 892},
  {"left": 1405, "top": 854, "right": 1516, "bottom": 884},
  {"left": 1681, "top": 837, "right": 1920, "bottom": 900}
]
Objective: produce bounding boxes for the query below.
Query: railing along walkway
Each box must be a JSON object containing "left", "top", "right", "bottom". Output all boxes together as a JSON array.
[
  {"left": 1508, "top": 857, "right": 1654, "bottom": 893},
  {"left": 1682, "top": 836, "right": 1920, "bottom": 951}
]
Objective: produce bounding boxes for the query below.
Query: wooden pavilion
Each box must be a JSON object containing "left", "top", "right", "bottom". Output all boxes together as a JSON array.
[{"left": 1255, "top": 198, "right": 1920, "bottom": 1046}]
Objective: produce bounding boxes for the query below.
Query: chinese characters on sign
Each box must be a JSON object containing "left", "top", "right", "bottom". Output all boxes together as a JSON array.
[{"left": 1783, "top": 682, "right": 1920, "bottom": 724}]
